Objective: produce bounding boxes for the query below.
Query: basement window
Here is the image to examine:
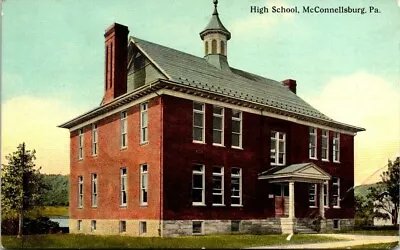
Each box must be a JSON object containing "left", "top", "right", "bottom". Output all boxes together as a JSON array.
[
  {"left": 91, "top": 220, "right": 97, "bottom": 232},
  {"left": 119, "top": 221, "right": 126, "bottom": 233},
  {"left": 139, "top": 221, "right": 147, "bottom": 235},
  {"left": 192, "top": 221, "right": 204, "bottom": 235},
  {"left": 333, "top": 219, "right": 340, "bottom": 230},
  {"left": 77, "top": 220, "right": 82, "bottom": 231},
  {"left": 231, "top": 220, "right": 240, "bottom": 232}
]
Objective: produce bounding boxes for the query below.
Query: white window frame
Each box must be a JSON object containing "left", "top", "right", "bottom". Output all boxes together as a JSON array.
[
  {"left": 309, "top": 183, "right": 317, "bottom": 208},
  {"left": 333, "top": 132, "right": 340, "bottom": 163},
  {"left": 332, "top": 177, "right": 340, "bottom": 208},
  {"left": 321, "top": 130, "right": 329, "bottom": 161},
  {"left": 192, "top": 164, "right": 205, "bottom": 206},
  {"left": 193, "top": 102, "right": 205, "bottom": 143},
  {"left": 309, "top": 127, "right": 317, "bottom": 159},
  {"left": 231, "top": 110, "right": 242, "bottom": 148},
  {"left": 270, "top": 131, "right": 286, "bottom": 166},
  {"left": 140, "top": 102, "right": 148, "bottom": 144},
  {"left": 231, "top": 168, "right": 242, "bottom": 206},
  {"left": 78, "top": 176, "right": 83, "bottom": 208},
  {"left": 139, "top": 221, "right": 147, "bottom": 235},
  {"left": 91, "top": 220, "right": 96, "bottom": 232},
  {"left": 91, "top": 173, "right": 98, "bottom": 207},
  {"left": 324, "top": 181, "right": 329, "bottom": 208},
  {"left": 212, "top": 166, "right": 224, "bottom": 206},
  {"left": 121, "top": 111, "right": 128, "bottom": 149},
  {"left": 120, "top": 168, "right": 127, "bottom": 206},
  {"left": 192, "top": 220, "right": 204, "bottom": 235},
  {"left": 92, "top": 124, "right": 98, "bottom": 156},
  {"left": 212, "top": 106, "right": 224, "bottom": 146},
  {"left": 119, "top": 220, "right": 126, "bottom": 233},
  {"left": 78, "top": 128, "right": 84, "bottom": 160},
  {"left": 140, "top": 164, "right": 148, "bottom": 206}
]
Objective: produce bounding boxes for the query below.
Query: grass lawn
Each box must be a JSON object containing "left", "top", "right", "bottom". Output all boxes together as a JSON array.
[
  {"left": 1, "top": 234, "right": 340, "bottom": 249},
  {"left": 39, "top": 206, "right": 68, "bottom": 217},
  {"left": 344, "top": 241, "right": 399, "bottom": 249},
  {"left": 334, "top": 229, "right": 399, "bottom": 236}
]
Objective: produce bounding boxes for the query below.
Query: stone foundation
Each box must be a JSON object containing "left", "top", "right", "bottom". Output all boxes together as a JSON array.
[{"left": 326, "top": 218, "right": 354, "bottom": 231}]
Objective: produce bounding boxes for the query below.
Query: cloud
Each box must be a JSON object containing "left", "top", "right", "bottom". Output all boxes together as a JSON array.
[
  {"left": 1, "top": 96, "right": 84, "bottom": 174},
  {"left": 308, "top": 72, "right": 400, "bottom": 185}
]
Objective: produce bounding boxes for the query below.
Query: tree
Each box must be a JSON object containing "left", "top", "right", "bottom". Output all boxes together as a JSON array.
[
  {"left": 1, "top": 143, "right": 47, "bottom": 237},
  {"left": 370, "top": 157, "right": 399, "bottom": 225}
]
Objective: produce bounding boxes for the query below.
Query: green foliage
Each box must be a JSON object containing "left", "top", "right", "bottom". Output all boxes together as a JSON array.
[
  {"left": 354, "top": 194, "right": 374, "bottom": 227},
  {"left": 2, "top": 217, "right": 60, "bottom": 235},
  {"left": 41, "top": 174, "right": 69, "bottom": 206},
  {"left": 1, "top": 143, "right": 48, "bottom": 218}
]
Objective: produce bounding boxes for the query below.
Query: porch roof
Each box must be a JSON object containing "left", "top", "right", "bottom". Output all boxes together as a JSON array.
[{"left": 258, "top": 162, "right": 331, "bottom": 183}]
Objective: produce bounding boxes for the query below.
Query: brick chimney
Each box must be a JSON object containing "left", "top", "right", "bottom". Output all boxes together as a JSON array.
[
  {"left": 282, "top": 79, "right": 297, "bottom": 94},
  {"left": 102, "top": 23, "right": 129, "bottom": 105}
]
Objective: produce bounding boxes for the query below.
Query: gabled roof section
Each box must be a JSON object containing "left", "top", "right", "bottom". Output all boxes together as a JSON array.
[{"left": 258, "top": 163, "right": 331, "bottom": 182}]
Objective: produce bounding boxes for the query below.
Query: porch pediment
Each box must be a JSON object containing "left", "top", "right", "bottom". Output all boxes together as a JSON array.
[{"left": 258, "top": 163, "right": 331, "bottom": 183}]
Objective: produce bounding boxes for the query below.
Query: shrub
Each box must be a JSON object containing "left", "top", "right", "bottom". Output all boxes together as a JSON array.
[{"left": 1, "top": 216, "right": 60, "bottom": 235}]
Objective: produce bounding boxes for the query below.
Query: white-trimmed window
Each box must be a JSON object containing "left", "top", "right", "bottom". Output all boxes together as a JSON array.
[
  {"left": 91, "top": 220, "right": 96, "bottom": 231},
  {"left": 231, "top": 110, "right": 242, "bottom": 148},
  {"left": 140, "top": 164, "right": 148, "bottom": 205},
  {"left": 333, "top": 132, "right": 340, "bottom": 162},
  {"left": 192, "top": 164, "right": 205, "bottom": 205},
  {"left": 324, "top": 181, "right": 329, "bottom": 207},
  {"left": 140, "top": 102, "right": 148, "bottom": 144},
  {"left": 212, "top": 167, "right": 224, "bottom": 206},
  {"left": 309, "top": 127, "right": 317, "bottom": 159},
  {"left": 270, "top": 131, "right": 286, "bottom": 165},
  {"left": 213, "top": 106, "right": 224, "bottom": 145},
  {"left": 139, "top": 221, "right": 147, "bottom": 235},
  {"left": 78, "top": 176, "right": 83, "bottom": 208},
  {"left": 322, "top": 130, "right": 329, "bottom": 161},
  {"left": 309, "top": 183, "right": 317, "bottom": 207},
  {"left": 192, "top": 221, "right": 204, "bottom": 235},
  {"left": 92, "top": 124, "right": 98, "bottom": 156},
  {"left": 78, "top": 128, "right": 84, "bottom": 160},
  {"left": 120, "top": 168, "right": 127, "bottom": 206},
  {"left": 119, "top": 221, "right": 126, "bottom": 233},
  {"left": 77, "top": 220, "right": 82, "bottom": 231},
  {"left": 91, "top": 173, "right": 98, "bottom": 207},
  {"left": 193, "top": 102, "right": 205, "bottom": 143},
  {"left": 332, "top": 177, "right": 340, "bottom": 208},
  {"left": 121, "top": 111, "right": 128, "bottom": 148},
  {"left": 231, "top": 168, "right": 242, "bottom": 206}
]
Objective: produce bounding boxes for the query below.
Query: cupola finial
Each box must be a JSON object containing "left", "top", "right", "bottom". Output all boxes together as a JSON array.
[{"left": 213, "top": 0, "right": 218, "bottom": 14}]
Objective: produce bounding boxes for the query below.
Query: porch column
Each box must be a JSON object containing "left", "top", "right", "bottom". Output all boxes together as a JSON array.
[
  {"left": 319, "top": 182, "right": 325, "bottom": 218},
  {"left": 288, "top": 181, "right": 295, "bottom": 219}
]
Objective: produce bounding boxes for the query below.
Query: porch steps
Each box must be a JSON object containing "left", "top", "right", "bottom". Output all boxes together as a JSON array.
[{"left": 295, "top": 222, "right": 318, "bottom": 234}]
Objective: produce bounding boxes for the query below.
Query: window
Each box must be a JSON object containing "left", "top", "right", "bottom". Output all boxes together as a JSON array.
[
  {"left": 333, "top": 219, "right": 340, "bottom": 229},
  {"left": 120, "top": 168, "right": 127, "bottom": 206},
  {"left": 211, "top": 39, "right": 217, "bottom": 54},
  {"left": 192, "top": 164, "right": 205, "bottom": 205},
  {"left": 192, "top": 221, "right": 203, "bottom": 235},
  {"left": 324, "top": 181, "right": 329, "bottom": 207},
  {"left": 91, "top": 173, "right": 98, "bottom": 207},
  {"left": 309, "top": 184, "right": 317, "bottom": 207},
  {"left": 193, "top": 102, "right": 205, "bottom": 143},
  {"left": 140, "top": 164, "right": 148, "bottom": 205},
  {"left": 91, "top": 220, "right": 96, "bottom": 231},
  {"left": 270, "top": 131, "right": 286, "bottom": 165},
  {"left": 78, "top": 176, "right": 83, "bottom": 208},
  {"left": 119, "top": 221, "right": 126, "bottom": 233},
  {"left": 140, "top": 102, "right": 148, "bottom": 143},
  {"left": 139, "top": 221, "right": 147, "bottom": 235},
  {"left": 231, "top": 168, "right": 242, "bottom": 206},
  {"left": 322, "top": 130, "right": 329, "bottom": 161},
  {"left": 212, "top": 167, "right": 224, "bottom": 206},
  {"left": 220, "top": 41, "right": 225, "bottom": 55},
  {"left": 92, "top": 124, "right": 98, "bottom": 156},
  {"left": 121, "top": 111, "right": 127, "bottom": 148},
  {"left": 309, "top": 127, "right": 317, "bottom": 159},
  {"left": 332, "top": 177, "right": 340, "bottom": 208},
  {"left": 213, "top": 106, "right": 224, "bottom": 145},
  {"left": 333, "top": 132, "right": 340, "bottom": 162},
  {"left": 78, "top": 128, "right": 84, "bottom": 160},
  {"left": 77, "top": 220, "right": 82, "bottom": 231},
  {"left": 231, "top": 110, "right": 242, "bottom": 148},
  {"left": 205, "top": 41, "right": 209, "bottom": 55},
  {"left": 231, "top": 220, "right": 240, "bottom": 232}
]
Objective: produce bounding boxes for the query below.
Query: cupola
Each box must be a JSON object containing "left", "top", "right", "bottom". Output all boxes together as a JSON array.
[{"left": 200, "top": 0, "right": 231, "bottom": 71}]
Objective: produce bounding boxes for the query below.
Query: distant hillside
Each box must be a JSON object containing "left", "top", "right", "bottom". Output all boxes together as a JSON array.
[
  {"left": 42, "top": 174, "right": 69, "bottom": 206},
  {"left": 354, "top": 183, "right": 383, "bottom": 198}
]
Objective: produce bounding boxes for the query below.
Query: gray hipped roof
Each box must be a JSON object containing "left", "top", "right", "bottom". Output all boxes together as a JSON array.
[{"left": 132, "top": 37, "right": 335, "bottom": 122}]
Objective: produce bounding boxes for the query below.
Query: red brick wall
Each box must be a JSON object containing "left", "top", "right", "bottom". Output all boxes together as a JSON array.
[
  {"left": 161, "top": 95, "right": 355, "bottom": 220},
  {"left": 70, "top": 96, "right": 162, "bottom": 220}
]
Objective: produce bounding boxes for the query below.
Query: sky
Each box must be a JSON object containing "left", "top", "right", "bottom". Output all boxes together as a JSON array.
[{"left": 2, "top": 0, "right": 399, "bottom": 186}]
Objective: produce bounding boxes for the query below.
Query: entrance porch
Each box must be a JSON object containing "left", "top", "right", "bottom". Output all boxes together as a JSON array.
[{"left": 258, "top": 163, "right": 331, "bottom": 234}]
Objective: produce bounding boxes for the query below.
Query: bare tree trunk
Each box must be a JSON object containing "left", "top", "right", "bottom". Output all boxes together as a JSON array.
[{"left": 17, "top": 212, "right": 22, "bottom": 238}]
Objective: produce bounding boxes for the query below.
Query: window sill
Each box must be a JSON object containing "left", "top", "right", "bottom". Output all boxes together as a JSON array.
[
  {"left": 120, "top": 146, "right": 128, "bottom": 151},
  {"left": 212, "top": 143, "right": 225, "bottom": 147},
  {"left": 333, "top": 206, "right": 341, "bottom": 209},
  {"left": 231, "top": 146, "right": 243, "bottom": 150},
  {"left": 140, "top": 142, "right": 149, "bottom": 146},
  {"left": 231, "top": 204, "right": 243, "bottom": 207},
  {"left": 324, "top": 206, "right": 330, "bottom": 208},
  {"left": 322, "top": 159, "right": 329, "bottom": 162},
  {"left": 120, "top": 205, "right": 127, "bottom": 208},
  {"left": 192, "top": 203, "right": 206, "bottom": 206},
  {"left": 212, "top": 204, "right": 225, "bottom": 207},
  {"left": 78, "top": 158, "right": 83, "bottom": 162},
  {"left": 193, "top": 140, "right": 206, "bottom": 145},
  {"left": 140, "top": 203, "right": 148, "bottom": 207},
  {"left": 91, "top": 206, "right": 98, "bottom": 209},
  {"left": 309, "top": 157, "right": 318, "bottom": 160},
  {"left": 309, "top": 206, "right": 317, "bottom": 208},
  {"left": 333, "top": 160, "right": 340, "bottom": 164},
  {"left": 91, "top": 154, "right": 98, "bottom": 158}
]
